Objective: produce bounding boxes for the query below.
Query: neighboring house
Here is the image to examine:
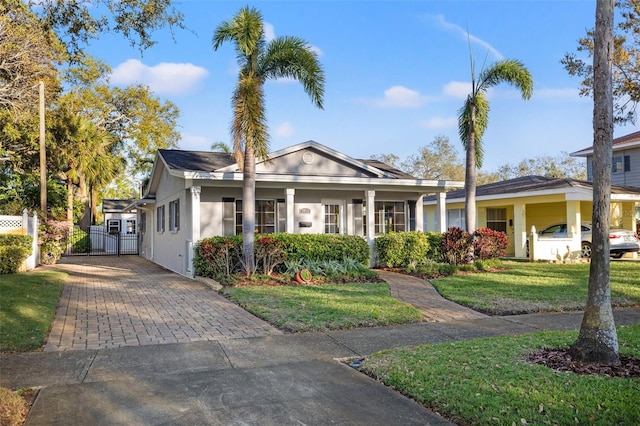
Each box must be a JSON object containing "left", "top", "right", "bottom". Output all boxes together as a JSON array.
[
  {"left": 130, "top": 140, "right": 462, "bottom": 277},
  {"left": 571, "top": 130, "right": 640, "bottom": 189},
  {"left": 423, "top": 175, "right": 640, "bottom": 259},
  {"left": 99, "top": 199, "right": 138, "bottom": 254}
]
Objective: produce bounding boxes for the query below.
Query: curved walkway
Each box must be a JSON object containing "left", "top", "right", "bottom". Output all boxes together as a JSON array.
[
  {"left": 45, "top": 256, "right": 281, "bottom": 351},
  {"left": 376, "top": 270, "right": 489, "bottom": 322}
]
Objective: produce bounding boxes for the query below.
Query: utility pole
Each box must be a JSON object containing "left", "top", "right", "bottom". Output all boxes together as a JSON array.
[{"left": 39, "top": 81, "right": 46, "bottom": 216}]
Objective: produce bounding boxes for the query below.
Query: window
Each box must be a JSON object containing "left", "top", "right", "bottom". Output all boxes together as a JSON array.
[
  {"left": 324, "top": 204, "right": 340, "bottom": 234},
  {"left": 107, "top": 219, "right": 120, "bottom": 234},
  {"left": 446, "top": 209, "right": 465, "bottom": 230},
  {"left": 139, "top": 212, "right": 146, "bottom": 234},
  {"left": 235, "top": 200, "right": 276, "bottom": 235},
  {"left": 486, "top": 208, "right": 507, "bottom": 233},
  {"left": 126, "top": 219, "right": 136, "bottom": 234},
  {"left": 157, "top": 205, "right": 165, "bottom": 233},
  {"left": 613, "top": 155, "right": 631, "bottom": 173},
  {"left": 169, "top": 199, "right": 180, "bottom": 231},
  {"left": 374, "top": 201, "right": 405, "bottom": 235}
]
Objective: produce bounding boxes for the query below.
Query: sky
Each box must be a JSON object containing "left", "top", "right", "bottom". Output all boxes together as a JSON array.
[{"left": 85, "top": 0, "right": 638, "bottom": 173}]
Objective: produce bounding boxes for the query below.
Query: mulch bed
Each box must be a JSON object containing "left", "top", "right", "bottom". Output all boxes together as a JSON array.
[{"left": 527, "top": 349, "right": 640, "bottom": 378}]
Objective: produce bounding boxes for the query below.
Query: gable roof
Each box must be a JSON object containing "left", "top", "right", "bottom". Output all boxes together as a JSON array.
[
  {"left": 143, "top": 140, "right": 463, "bottom": 198},
  {"left": 570, "top": 130, "right": 640, "bottom": 157},
  {"left": 425, "top": 175, "right": 640, "bottom": 203}
]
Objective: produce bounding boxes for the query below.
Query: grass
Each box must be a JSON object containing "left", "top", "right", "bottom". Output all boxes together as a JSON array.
[
  {"left": 430, "top": 260, "right": 640, "bottom": 315},
  {"left": 362, "top": 323, "right": 640, "bottom": 426},
  {"left": 222, "top": 282, "right": 423, "bottom": 332},
  {"left": 0, "top": 270, "right": 66, "bottom": 352}
]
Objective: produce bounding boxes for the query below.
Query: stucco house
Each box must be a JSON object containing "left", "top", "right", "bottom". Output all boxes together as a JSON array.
[
  {"left": 571, "top": 130, "right": 640, "bottom": 189},
  {"left": 131, "top": 140, "right": 462, "bottom": 277},
  {"left": 423, "top": 175, "right": 640, "bottom": 259}
]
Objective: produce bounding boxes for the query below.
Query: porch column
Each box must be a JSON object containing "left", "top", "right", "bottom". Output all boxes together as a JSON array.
[
  {"left": 286, "top": 188, "right": 295, "bottom": 233},
  {"left": 415, "top": 195, "right": 424, "bottom": 231},
  {"left": 566, "top": 199, "right": 581, "bottom": 255},
  {"left": 366, "top": 190, "right": 375, "bottom": 266},
  {"left": 436, "top": 192, "right": 447, "bottom": 233},
  {"left": 513, "top": 202, "right": 527, "bottom": 257},
  {"left": 188, "top": 186, "right": 201, "bottom": 277}
]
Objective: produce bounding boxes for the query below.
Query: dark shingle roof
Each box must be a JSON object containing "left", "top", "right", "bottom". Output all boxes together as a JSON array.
[
  {"left": 102, "top": 199, "right": 135, "bottom": 212},
  {"left": 358, "top": 159, "right": 416, "bottom": 179},
  {"left": 572, "top": 130, "right": 640, "bottom": 156},
  {"left": 159, "top": 149, "right": 235, "bottom": 172},
  {"left": 426, "top": 175, "right": 640, "bottom": 201}
]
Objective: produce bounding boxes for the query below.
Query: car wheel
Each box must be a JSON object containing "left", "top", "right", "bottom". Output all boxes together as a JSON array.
[{"left": 581, "top": 242, "right": 592, "bottom": 258}]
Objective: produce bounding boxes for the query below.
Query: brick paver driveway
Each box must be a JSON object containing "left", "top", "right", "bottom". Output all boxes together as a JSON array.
[{"left": 45, "top": 256, "right": 281, "bottom": 351}]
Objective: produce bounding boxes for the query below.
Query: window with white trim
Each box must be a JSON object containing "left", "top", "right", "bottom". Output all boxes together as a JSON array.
[
  {"left": 235, "top": 199, "right": 276, "bottom": 235},
  {"left": 169, "top": 199, "right": 180, "bottom": 231},
  {"left": 374, "top": 201, "right": 406, "bottom": 235},
  {"left": 446, "top": 209, "right": 465, "bottom": 230},
  {"left": 324, "top": 204, "right": 341, "bottom": 234},
  {"left": 486, "top": 208, "right": 507, "bottom": 233},
  {"left": 126, "top": 219, "right": 136, "bottom": 234},
  {"left": 613, "top": 155, "right": 631, "bottom": 173},
  {"left": 157, "top": 205, "right": 165, "bottom": 233}
]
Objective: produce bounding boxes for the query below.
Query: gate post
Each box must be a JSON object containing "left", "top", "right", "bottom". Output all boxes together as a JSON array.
[{"left": 117, "top": 233, "right": 121, "bottom": 257}]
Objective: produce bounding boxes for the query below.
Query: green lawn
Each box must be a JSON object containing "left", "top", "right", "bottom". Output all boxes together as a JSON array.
[
  {"left": 431, "top": 261, "right": 640, "bottom": 315},
  {"left": 363, "top": 323, "right": 640, "bottom": 425},
  {"left": 0, "top": 270, "right": 66, "bottom": 352},
  {"left": 222, "top": 282, "right": 423, "bottom": 332}
]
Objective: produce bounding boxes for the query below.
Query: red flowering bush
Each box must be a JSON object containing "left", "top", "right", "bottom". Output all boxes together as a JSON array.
[{"left": 473, "top": 227, "right": 508, "bottom": 260}]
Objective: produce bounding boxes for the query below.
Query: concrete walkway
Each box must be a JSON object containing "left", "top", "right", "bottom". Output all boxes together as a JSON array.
[{"left": 45, "top": 256, "right": 281, "bottom": 351}]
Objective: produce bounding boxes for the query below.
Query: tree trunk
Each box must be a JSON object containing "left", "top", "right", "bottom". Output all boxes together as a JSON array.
[
  {"left": 569, "top": 0, "right": 619, "bottom": 366},
  {"left": 66, "top": 178, "right": 74, "bottom": 231},
  {"left": 242, "top": 145, "right": 256, "bottom": 275},
  {"left": 464, "top": 105, "right": 477, "bottom": 263}
]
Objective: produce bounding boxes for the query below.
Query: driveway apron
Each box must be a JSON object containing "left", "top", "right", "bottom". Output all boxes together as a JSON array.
[{"left": 45, "top": 256, "right": 281, "bottom": 351}]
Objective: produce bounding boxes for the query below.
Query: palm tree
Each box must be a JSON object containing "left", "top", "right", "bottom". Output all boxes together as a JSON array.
[
  {"left": 213, "top": 6, "right": 325, "bottom": 274},
  {"left": 569, "top": 0, "right": 620, "bottom": 366},
  {"left": 458, "top": 56, "right": 533, "bottom": 261}
]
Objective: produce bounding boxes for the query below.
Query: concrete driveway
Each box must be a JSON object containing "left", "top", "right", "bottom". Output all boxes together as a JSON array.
[{"left": 45, "top": 256, "right": 281, "bottom": 351}]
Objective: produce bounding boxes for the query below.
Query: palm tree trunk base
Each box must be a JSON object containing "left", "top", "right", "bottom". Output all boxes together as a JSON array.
[{"left": 569, "top": 338, "right": 620, "bottom": 366}]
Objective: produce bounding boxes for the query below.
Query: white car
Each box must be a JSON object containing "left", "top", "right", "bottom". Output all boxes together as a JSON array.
[{"left": 534, "top": 222, "right": 640, "bottom": 258}]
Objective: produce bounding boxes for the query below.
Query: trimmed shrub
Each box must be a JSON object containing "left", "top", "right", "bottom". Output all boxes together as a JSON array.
[
  {"left": 271, "top": 233, "right": 370, "bottom": 267},
  {"left": 255, "top": 235, "right": 286, "bottom": 275},
  {"left": 473, "top": 227, "right": 508, "bottom": 260},
  {"left": 374, "top": 231, "right": 433, "bottom": 268},
  {"left": 0, "top": 234, "right": 32, "bottom": 274}
]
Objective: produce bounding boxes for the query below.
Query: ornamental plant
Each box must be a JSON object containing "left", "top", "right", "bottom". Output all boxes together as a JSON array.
[{"left": 39, "top": 220, "right": 70, "bottom": 265}]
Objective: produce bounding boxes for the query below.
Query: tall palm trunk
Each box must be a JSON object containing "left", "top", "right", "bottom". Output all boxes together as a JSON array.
[
  {"left": 464, "top": 104, "right": 477, "bottom": 263},
  {"left": 570, "top": 0, "right": 619, "bottom": 365},
  {"left": 242, "top": 145, "right": 256, "bottom": 274}
]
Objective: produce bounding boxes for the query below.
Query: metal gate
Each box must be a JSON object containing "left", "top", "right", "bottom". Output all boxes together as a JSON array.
[{"left": 63, "top": 226, "right": 138, "bottom": 256}]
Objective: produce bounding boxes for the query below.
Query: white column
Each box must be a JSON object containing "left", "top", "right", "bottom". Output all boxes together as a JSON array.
[
  {"left": 366, "top": 190, "right": 375, "bottom": 266},
  {"left": 415, "top": 195, "right": 424, "bottom": 231},
  {"left": 566, "top": 199, "right": 581, "bottom": 255},
  {"left": 436, "top": 192, "right": 447, "bottom": 233},
  {"left": 286, "top": 188, "right": 295, "bottom": 233},
  {"left": 188, "top": 186, "right": 201, "bottom": 277},
  {"left": 513, "top": 202, "right": 527, "bottom": 257}
]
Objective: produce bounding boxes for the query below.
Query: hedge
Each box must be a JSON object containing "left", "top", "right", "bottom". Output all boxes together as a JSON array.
[
  {"left": 374, "top": 231, "right": 443, "bottom": 268},
  {"left": 0, "top": 234, "right": 33, "bottom": 274}
]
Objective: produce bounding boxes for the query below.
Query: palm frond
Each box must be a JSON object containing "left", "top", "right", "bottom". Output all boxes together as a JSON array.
[
  {"left": 231, "top": 73, "right": 269, "bottom": 164},
  {"left": 212, "top": 6, "right": 264, "bottom": 59},
  {"left": 260, "top": 36, "right": 325, "bottom": 109},
  {"left": 477, "top": 59, "right": 534, "bottom": 99},
  {"left": 457, "top": 92, "right": 489, "bottom": 168}
]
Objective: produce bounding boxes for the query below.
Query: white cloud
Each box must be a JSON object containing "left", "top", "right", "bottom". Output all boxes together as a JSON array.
[
  {"left": 443, "top": 81, "right": 471, "bottom": 99},
  {"left": 424, "top": 14, "right": 504, "bottom": 61},
  {"left": 367, "top": 86, "right": 425, "bottom": 108},
  {"left": 264, "top": 22, "right": 276, "bottom": 42},
  {"left": 417, "top": 117, "right": 457, "bottom": 129},
  {"left": 275, "top": 121, "right": 295, "bottom": 137},
  {"left": 111, "top": 59, "right": 209, "bottom": 95}
]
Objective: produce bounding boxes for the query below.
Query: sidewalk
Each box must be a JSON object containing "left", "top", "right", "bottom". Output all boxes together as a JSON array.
[{"left": 2, "top": 258, "right": 639, "bottom": 425}]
